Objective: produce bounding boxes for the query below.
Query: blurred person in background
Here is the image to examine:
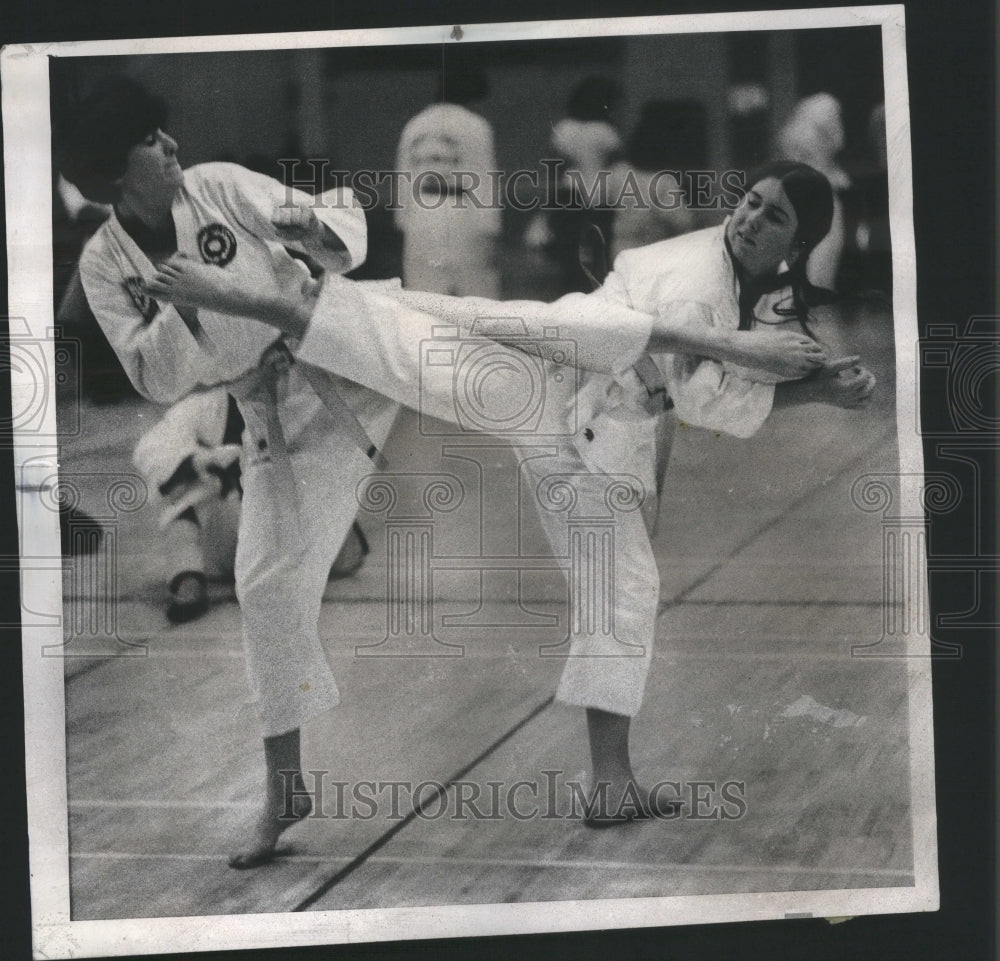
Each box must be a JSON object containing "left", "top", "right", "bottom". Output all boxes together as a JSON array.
[
  {"left": 528, "top": 75, "right": 623, "bottom": 292},
  {"left": 607, "top": 100, "right": 697, "bottom": 260},
  {"left": 395, "top": 60, "right": 501, "bottom": 297},
  {"left": 775, "top": 93, "right": 851, "bottom": 290},
  {"left": 838, "top": 102, "right": 892, "bottom": 295}
]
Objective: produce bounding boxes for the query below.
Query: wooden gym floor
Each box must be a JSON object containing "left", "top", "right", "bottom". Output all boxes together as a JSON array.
[{"left": 54, "top": 302, "right": 914, "bottom": 921}]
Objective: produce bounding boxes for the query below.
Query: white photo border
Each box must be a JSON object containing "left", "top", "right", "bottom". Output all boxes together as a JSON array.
[{"left": 2, "top": 5, "right": 937, "bottom": 958}]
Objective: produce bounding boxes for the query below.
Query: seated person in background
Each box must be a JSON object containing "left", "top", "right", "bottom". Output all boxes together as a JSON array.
[{"left": 134, "top": 388, "right": 371, "bottom": 624}]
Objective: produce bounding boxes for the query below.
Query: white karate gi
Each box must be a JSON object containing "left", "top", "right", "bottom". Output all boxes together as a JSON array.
[
  {"left": 295, "top": 224, "right": 787, "bottom": 716},
  {"left": 395, "top": 103, "right": 502, "bottom": 297},
  {"left": 80, "top": 163, "right": 399, "bottom": 737}
]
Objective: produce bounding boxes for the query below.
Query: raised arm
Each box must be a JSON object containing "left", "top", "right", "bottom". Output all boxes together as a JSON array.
[{"left": 203, "top": 163, "right": 367, "bottom": 275}]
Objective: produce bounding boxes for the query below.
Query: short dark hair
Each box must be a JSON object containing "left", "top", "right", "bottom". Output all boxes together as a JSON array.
[{"left": 57, "top": 77, "right": 168, "bottom": 204}]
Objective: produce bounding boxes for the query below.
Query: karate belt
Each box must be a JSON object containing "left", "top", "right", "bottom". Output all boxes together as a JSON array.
[
  {"left": 631, "top": 352, "right": 675, "bottom": 536},
  {"left": 227, "top": 341, "right": 385, "bottom": 543}
]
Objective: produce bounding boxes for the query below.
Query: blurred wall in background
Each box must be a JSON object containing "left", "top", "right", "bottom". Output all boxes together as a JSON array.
[{"left": 52, "top": 27, "right": 884, "bottom": 186}]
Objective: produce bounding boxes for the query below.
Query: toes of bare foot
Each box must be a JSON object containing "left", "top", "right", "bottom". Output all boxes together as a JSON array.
[{"left": 227, "top": 842, "right": 293, "bottom": 870}]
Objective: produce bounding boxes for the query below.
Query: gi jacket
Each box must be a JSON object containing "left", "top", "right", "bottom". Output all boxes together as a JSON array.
[{"left": 79, "top": 162, "right": 372, "bottom": 424}]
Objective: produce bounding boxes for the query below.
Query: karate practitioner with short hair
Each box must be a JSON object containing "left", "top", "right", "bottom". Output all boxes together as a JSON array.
[{"left": 61, "top": 77, "right": 399, "bottom": 866}]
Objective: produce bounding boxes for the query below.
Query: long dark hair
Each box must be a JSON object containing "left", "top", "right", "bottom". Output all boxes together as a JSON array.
[{"left": 735, "top": 160, "right": 838, "bottom": 335}]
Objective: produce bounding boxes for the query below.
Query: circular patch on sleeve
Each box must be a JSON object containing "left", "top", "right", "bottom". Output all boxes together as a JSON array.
[{"left": 197, "top": 223, "right": 237, "bottom": 266}]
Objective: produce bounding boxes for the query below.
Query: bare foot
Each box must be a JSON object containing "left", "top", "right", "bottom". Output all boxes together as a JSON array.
[
  {"left": 649, "top": 309, "right": 827, "bottom": 379},
  {"left": 730, "top": 328, "right": 828, "bottom": 378},
  {"left": 144, "top": 253, "right": 316, "bottom": 337},
  {"left": 228, "top": 776, "right": 313, "bottom": 870},
  {"left": 581, "top": 778, "right": 685, "bottom": 828}
]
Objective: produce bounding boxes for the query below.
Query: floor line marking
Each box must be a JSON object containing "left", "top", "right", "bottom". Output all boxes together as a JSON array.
[
  {"left": 291, "top": 696, "right": 555, "bottom": 912},
  {"left": 660, "top": 426, "right": 896, "bottom": 615}
]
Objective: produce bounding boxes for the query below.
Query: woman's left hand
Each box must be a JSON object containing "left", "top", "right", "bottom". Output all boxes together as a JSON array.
[{"left": 815, "top": 357, "right": 877, "bottom": 408}]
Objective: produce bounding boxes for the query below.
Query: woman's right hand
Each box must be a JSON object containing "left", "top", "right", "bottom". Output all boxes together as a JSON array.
[{"left": 730, "top": 328, "right": 828, "bottom": 378}]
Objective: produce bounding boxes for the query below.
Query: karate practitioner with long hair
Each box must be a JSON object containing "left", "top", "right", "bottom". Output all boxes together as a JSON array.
[{"left": 147, "top": 160, "right": 876, "bottom": 827}]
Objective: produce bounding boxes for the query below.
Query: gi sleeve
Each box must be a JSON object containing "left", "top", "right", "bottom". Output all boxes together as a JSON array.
[
  {"left": 653, "top": 290, "right": 786, "bottom": 438},
  {"left": 666, "top": 355, "right": 776, "bottom": 438},
  {"left": 79, "top": 245, "right": 218, "bottom": 404},
  {"left": 198, "top": 163, "right": 367, "bottom": 275},
  {"left": 385, "top": 264, "right": 653, "bottom": 376},
  {"left": 656, "top": 298, "right": 776, "bottom": 438}
]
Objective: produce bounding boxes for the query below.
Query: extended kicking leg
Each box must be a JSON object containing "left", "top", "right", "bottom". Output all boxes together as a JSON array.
[{"left": 148, "top": 253, "right": 845, "bottom": 384}]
